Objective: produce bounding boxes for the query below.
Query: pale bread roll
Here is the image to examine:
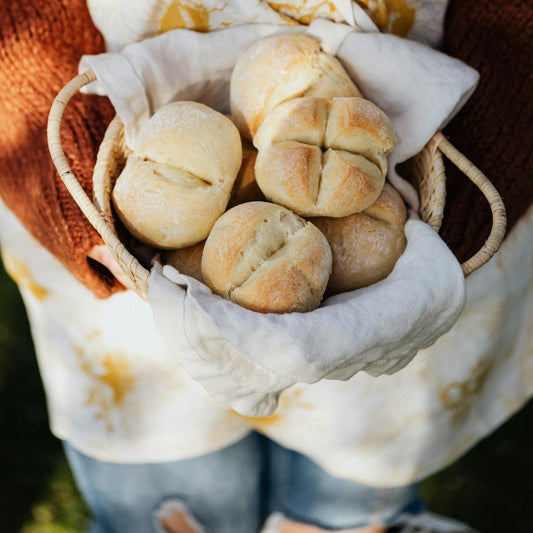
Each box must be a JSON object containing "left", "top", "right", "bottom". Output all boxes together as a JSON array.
[
  {"left": 163, "top": 241, "right": 205, "bottom": 282},
  {"left": 201, "top": 201, "right": 332, "bottom": 314},
  {"left": 112, "top": 102, "right": 242, "bottom": 249},
  {"left": 230, "top": 33, "right": 361, "bottom": 139},
  {"left": 254, "top": 96, "right": 397, "bottom": 217},
  {"left": 312, "top": 182, "right": 407, "bottom": 294},
  {"left": 227, "top": 143, "right": 265, "bottom": 208}
]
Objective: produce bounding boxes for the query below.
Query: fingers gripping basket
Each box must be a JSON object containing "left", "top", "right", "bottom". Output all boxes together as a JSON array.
[{"left": 48, "top": 69, "right": 506, "bottom": 300}]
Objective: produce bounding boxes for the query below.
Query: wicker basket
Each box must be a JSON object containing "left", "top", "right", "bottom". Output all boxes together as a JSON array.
[{"left": 47, "top": 69, "right": 507, "bottom": 300}]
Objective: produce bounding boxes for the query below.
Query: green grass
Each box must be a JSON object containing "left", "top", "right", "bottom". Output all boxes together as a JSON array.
[
  {"left": 18, "top": 459, "right": 89, "bottom": 533},
  {"left": 0, "top": 258, "right": 89, "bottom": 533},
  {"left": 0, "top": 257, "right": 531, "bottom": 532}
]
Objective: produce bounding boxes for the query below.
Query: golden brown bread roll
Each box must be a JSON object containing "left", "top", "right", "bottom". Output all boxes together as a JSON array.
[
  {"left": 312, "top": 182, "right": 407, "bottom": 294},
  {"left": 201, "top": 201, "right": 332, "bottom": 313},
  {"left": 254, "top": 96, "right": 397, "bottom": 217},
  {"left": 230, "top": 32, "right": 361, "bottom": 139},
  {"left": 163, "top": 241, "right": 205, "bottom": 282},
  {"left": 227, "top": 143, "right": 265, "bottom": 208},
  {"left": 112, "top": 102, "right": 242, "bottom": 249}
]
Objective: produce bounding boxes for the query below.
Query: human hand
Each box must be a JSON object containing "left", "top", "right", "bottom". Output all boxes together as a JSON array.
[{"left": 87, "top": 244, "right": 136, "bottom": 291}]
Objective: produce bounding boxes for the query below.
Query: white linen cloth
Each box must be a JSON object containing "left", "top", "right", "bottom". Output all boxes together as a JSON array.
[{"left": 79, "top": 19, "right": 478, "bottom": 416}]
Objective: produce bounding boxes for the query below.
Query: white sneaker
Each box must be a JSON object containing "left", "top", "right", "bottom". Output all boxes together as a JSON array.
[{"left": 387, "top": 511, "right": 479, "bottom": 533}]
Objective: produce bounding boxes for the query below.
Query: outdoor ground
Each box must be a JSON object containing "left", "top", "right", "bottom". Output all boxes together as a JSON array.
[{"left": 0, "top": 259, "right": 531, "bottom": 532}]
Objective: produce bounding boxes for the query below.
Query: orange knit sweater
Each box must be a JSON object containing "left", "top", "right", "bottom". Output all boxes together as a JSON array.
[
  {"left": 0, "top": 0, "right": 119, "bottom": 298},
  {"left": 0, "top": 0, "right": 531, "bottom": 297},
  {"left": 440, "top": 0, "right": 533, "bottom": 264}
]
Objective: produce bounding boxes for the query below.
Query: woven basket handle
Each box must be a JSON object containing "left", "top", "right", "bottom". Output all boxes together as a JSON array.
[
  {"left": 432, "top": 132, "right": 507, "bottom": 276},
  {"left": 47, "top": 70, "right": 150, "bottom": 298},
  {"left": 48, "top": 70, "right": 506, "bottom": 282}
]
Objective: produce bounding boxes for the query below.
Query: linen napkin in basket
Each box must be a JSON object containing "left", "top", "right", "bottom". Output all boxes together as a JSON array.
[{"left": 80, "top": 19, "right": 477, "bottom": 416}]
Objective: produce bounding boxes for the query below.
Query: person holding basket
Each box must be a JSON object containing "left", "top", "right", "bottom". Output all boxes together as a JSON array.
[{"left": 0, "top": 0, "right": 531, "bottom": 532}]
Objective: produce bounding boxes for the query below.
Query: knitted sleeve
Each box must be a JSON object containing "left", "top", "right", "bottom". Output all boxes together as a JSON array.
[
  {"left": 440, "top": 0, "right": 533, "bottom": 263},
  {"left": 0, "top": 0, "right": 123, "bottom": 298}
]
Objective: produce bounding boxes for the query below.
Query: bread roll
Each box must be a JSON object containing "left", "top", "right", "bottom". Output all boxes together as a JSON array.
[
  {"left": 163, "top": 241, "right": 205, "bottom": 282},
  {"left": 312, "top": 182, "right": 407, "bottom": 294},
  {"left": 230, "top": 33, "right": 361, "bottom": 139},
  {"left": 227, "top": 143, "right": 265, "bottom": 208},
  {"left": 201, "top": 201, "right": 332, "bottom": 313},
  {"left": 254, "top": 96, "right": 397, "bottom": 217},
  {"left": 112, "top": 102, "right": 242, "bottom": 249}
]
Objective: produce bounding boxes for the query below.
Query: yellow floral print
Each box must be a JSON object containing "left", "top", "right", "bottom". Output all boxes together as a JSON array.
[
  {"left": 76, "top": 347, "right": 137, "bottom": 433},
  {"left": 266, "top": 0, "right": 339, "bottom": 25},
  {"left": 439, "top": 359, "right": 493, "bottom": 425},
  {"left": 232, "top": 387, "right": 314, "bottom": 431},
  {"left": 356, "top": 0, "right": 416, "bottom": 37},
  {"left": 159, "top": 0, "right": 229, "bottom": 33},
  {"left": 1, "top": 251, "right": 49, "bottom": 300}
]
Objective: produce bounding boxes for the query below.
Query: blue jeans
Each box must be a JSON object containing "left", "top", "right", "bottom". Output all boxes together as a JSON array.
[{"left": 64, "top": 433, "right": 422, "bottom": 533}]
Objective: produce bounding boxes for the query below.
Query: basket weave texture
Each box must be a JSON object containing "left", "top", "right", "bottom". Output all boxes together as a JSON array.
[{"left": 48, "top": 70, "right": 507, "bottom": 300}]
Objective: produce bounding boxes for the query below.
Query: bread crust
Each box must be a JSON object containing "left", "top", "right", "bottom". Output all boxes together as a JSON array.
[{"left": 201, "top": 201, "right": 332, "bottom": 313}]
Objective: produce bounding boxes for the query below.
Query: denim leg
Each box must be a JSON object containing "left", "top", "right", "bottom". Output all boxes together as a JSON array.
[
  {"left": 266, "top": 440, "right": 422, "bottom": 530},
  {"left": 63, "top": 432, "right": 266, "bottom": 533}
]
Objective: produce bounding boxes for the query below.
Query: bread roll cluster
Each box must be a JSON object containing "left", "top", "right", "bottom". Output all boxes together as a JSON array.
[{"left": 112, "top": 33, "right": 407, "bottom": 314}]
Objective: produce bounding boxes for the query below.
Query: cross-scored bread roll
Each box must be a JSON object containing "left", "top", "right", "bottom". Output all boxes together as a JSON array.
[
  {"left": 254, "top": 96, "right": 398, "bottom": 218},
  {"left": 312, "top": 182, "right": 407, "bottom": 294},
  {"left": 230, "top": 33, "right": 361, "bottom": 139},
  {"left": 112, "top": 102, "right": 242, "bottom": 249},
  {"left": 201, "top": 201, "right": 332, "bottom": 313}
]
